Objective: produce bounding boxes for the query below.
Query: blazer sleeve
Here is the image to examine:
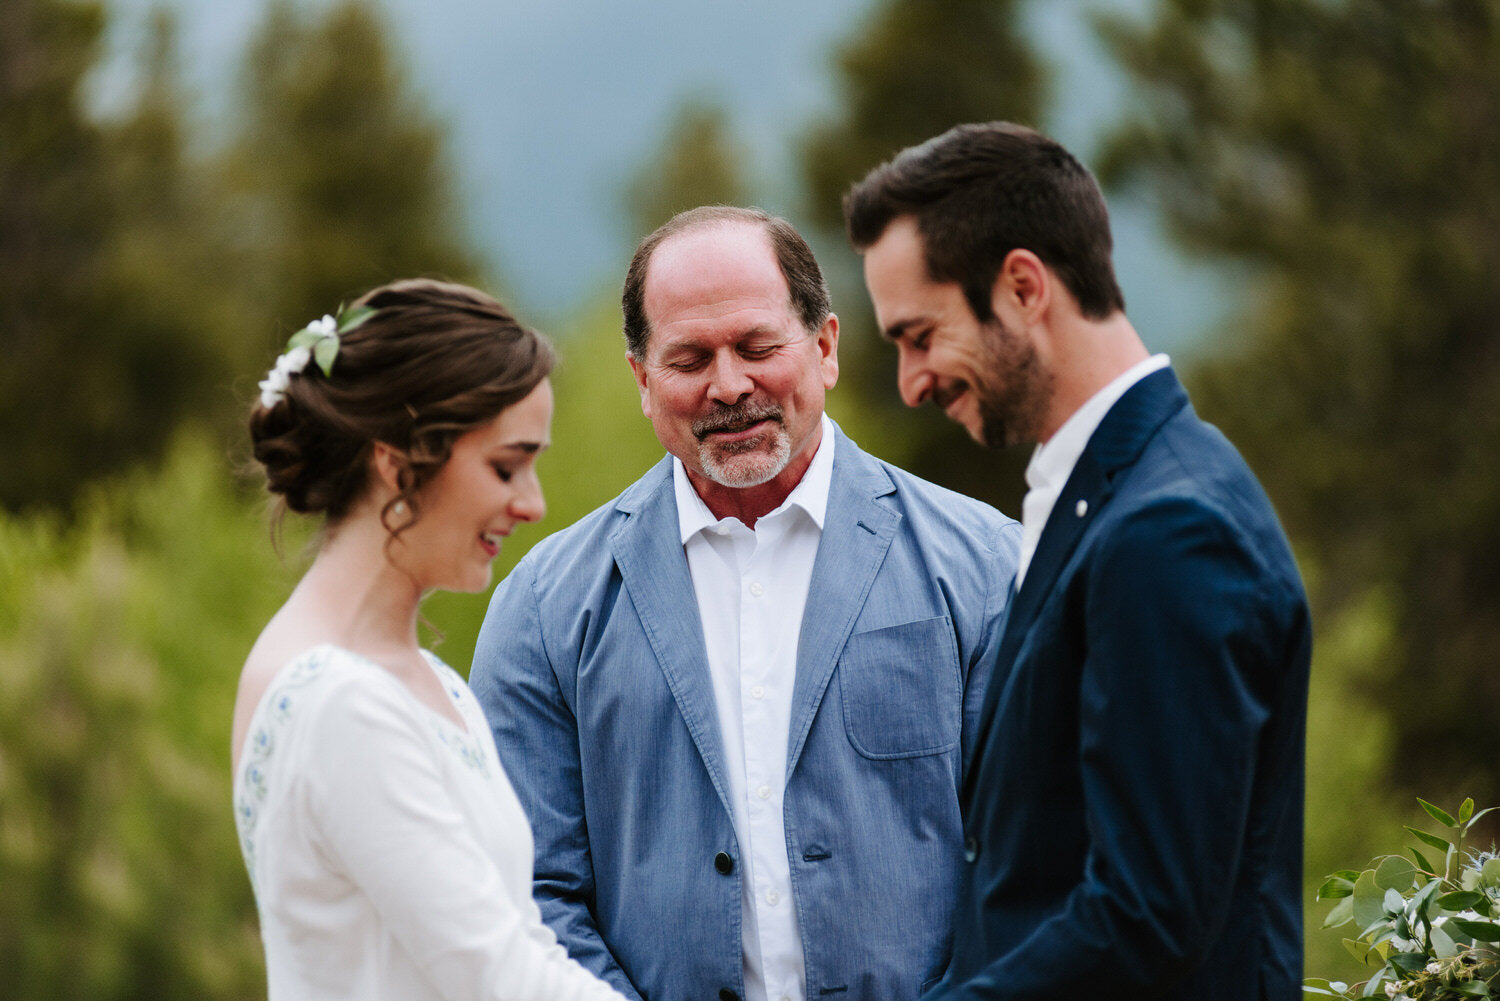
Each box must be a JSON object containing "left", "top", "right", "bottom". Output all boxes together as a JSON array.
[
  {"left": 470, "top": 560, "right": 646, "bottom": 1001},
  {"left": 931, "top": 497, "right": 1298, "bottom": 1000}
]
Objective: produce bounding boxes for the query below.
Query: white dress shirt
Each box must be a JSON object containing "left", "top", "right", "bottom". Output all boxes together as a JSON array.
[
  {"left": 1015, "top": 355, "right": 1171, "bottom": 589},
  {"left": 673, "top": 413, "right": 835, "bottom": 1001}
]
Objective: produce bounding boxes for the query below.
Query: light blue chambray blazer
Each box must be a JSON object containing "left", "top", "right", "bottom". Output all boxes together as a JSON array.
[{"left": 470, "top": 424, "right": 1019, "bottom": 1001}]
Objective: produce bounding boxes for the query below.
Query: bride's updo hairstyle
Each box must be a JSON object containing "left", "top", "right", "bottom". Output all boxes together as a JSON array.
[{"left": 250, "top": 278, "right": 554, "bottom": 532}]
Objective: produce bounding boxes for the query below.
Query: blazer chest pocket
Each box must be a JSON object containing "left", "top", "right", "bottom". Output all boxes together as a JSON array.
[{"left": 839, "top": 615, "right": 961, "bottom": 759}]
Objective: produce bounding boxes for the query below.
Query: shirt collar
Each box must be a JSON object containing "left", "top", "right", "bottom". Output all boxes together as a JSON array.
[
  {"left": 1024, "top": 354, "right": 1171, "bottom": 494},
  {"left": 675, "top": 412, "right": 836, "bottom": 544}
]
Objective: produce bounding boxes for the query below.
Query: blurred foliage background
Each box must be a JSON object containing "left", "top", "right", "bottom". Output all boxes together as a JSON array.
[{"left": 2, "top": 0, "right": 1497, "bottom": 995}]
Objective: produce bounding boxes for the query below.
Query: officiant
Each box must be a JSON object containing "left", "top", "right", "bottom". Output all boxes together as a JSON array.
[{"left": 471, "top": 206, "right": 1019, "bottom": 1001}]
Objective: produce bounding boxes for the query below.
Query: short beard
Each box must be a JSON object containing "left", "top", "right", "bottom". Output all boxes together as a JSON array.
[
  {"left": 691, "top": 399, "right": 791, "bottom": 488},
  {"left": 975, "top": 315, "right": 1051, "bottom": 449}
]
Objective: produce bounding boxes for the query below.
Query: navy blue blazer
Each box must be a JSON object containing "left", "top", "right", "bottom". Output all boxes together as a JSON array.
[
  {"left": 472, "top": 425, "right": 1020, "bottom": 1001},
  {"left": 929, "top": 368, "right": 1311, "bottom": 1001}
]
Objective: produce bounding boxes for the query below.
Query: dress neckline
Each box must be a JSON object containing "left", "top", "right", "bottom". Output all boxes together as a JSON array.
[{"left": 236, "top": 643, "right": 470, "bottom": 772}]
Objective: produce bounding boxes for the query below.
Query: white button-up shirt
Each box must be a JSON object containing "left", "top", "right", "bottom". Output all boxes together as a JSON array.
[
  {"left": 674, "top": 413, "right": 835, "bottom": 1001},
  {"left": 1015, "top": 355, "right": 1170, "bottom": 589}
]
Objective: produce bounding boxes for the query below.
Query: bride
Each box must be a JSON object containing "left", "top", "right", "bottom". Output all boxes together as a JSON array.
[{"left": 232, "top": 278, "right": 623, "bottom": 1000}]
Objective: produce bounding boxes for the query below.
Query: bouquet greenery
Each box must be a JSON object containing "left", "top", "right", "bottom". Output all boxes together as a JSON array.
[{"left": 1307, "top": 799, "right": 1500, "bottom": 999}]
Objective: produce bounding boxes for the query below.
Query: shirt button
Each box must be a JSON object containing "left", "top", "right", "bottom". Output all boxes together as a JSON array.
[
  {"left": 748, "top": 581, "right": 764, "bottom": 597},
  {"left": 714, "top": 852, "right": 734, "bottom": 875},
  {"left": 964, "top": 835, "right": 979, "bottom": 863},
  {"left": 750, "top": 685, "right": 765, "bottom": 700},
  {"left": 765, "top": 889, "right": 780, "bottom": 906},
  {"left": 757, "top": 784, "right": 771, "bottom": 800},
  {"left": 1075, "top": 498, "right": 1089, "bottom": 517}
]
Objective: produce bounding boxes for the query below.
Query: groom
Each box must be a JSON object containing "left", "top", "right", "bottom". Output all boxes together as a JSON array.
[{"left": 846, "top": 122, "right": 1312, "bottom": 1000}]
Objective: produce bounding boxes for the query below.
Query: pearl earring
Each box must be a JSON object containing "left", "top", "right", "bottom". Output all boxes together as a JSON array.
[{"left": 393, "top": 500, "right": 407, "bottom": 516}]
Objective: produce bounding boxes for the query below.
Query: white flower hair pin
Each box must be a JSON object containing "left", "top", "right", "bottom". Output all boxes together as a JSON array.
[{"left": 258, "top": 304, "right": 377, "bottom": 409}]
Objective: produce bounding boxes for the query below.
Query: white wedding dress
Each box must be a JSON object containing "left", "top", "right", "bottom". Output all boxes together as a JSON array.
[{"left": 233, "top": 644, "right": 621, "bottom": 1001}]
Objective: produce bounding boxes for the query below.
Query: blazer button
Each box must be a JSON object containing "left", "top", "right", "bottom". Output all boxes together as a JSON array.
[
  {"left": 964, "top": 836, "right": 979, "bottom": 863},
  {"left": 720, "top": 989, "right": 740, "bottom": 1001},
  {"left": 714, "top": 852, "right": 734, "bottom": 875}
]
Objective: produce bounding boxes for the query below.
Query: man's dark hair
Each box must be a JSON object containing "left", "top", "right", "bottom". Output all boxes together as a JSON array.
[
  {"left": 622, "top": 206, "right": 831, "bottom": 359},
  {"left": 844, "top": 122, "right": 1125, "bottom": 321}
]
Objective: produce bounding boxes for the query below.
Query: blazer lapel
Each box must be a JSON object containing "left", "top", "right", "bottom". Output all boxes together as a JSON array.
[
  {"left": 786, "top": 429, "right": 899, "bottom": 775},
  {"left": 610, "top": 457, "right": 736, "bottom": 816},
  {"left": 964, "top": 368, "right": 1190, "bottom": 798}
]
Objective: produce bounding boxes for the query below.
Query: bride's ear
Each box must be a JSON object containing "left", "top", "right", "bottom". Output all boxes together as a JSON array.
[{"left": 370, "top": 441, "right": 409, "bottom": 496}]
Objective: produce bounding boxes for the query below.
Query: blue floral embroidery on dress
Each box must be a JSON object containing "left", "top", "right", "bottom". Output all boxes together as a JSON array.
[
  {"left": 423, "top": 653, "right": 492, "bottom": 779},
  {"left": 234, "top": 648, "right": 330, "bottom": 890}
]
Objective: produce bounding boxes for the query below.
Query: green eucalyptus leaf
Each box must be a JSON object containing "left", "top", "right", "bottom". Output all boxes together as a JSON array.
[
  {"left": 1461, "top": 798, "right": 1476, "bottom": 824},
  {"left": 1419, "top": 798, "right": 1458, "bottom": 828},
  {"left": 1353, "top": 870, "right": 1388, "bottom": 930},
  {"left": 313, "top": 337, "right": 338, "bottom": 376},
  {"left": 1432, "top": 920, "right": 1459, "bottom": 958},
  {"left": 1407, "top": 826, "right": 1453, "bottom": 852},
  {"left": 1320, "top": 875, "right": 1356, "bottom": 899},
  {"left": 336, "top": 304, "right": 377, "bottom": 333},
  {"left": 286, "top": 327, "right": 319, "bottom": 351},
  {"left": 1469, "top": 807, "right": 1498, "bottom": 828},
  {"left": 1322, "top": 896, "right": 1355, "bottom": 929},
  {"left": 1482, "top": 859, "right": 1500, "bottom": 885},
  {"left": 1387, "top": 951, "right": 1426, "bottom": 976},
  {"left": 1453, "top": 918, "right": 1500, "bottom": 942},
  {"left": 1439, "top": 890, "right": 1487, "bottom": 910},
  {"left": 1342, "top": 937, "right": 1371, "bottom": 964},
  {"left": 1452, "top": 982, "right": 1491, "bottom": 998},
  {"left": 1301, "top": 985, "right": 1339, "bottom": 998},
  {"left": 1383, "top": 888, "right": 1406, "bottom": 915},
  {"left": 1411, "top": 877, "right": 1443, "bottom": 916},
  {"left": 1410, "top": 847, "right": 1435, "bottom": 873},
  {"left": 1375, "top": 855, "right": 1416, "bottom": 892}
]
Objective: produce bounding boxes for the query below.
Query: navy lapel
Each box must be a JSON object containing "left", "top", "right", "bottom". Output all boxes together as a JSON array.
[
  {"left": 786, "top": 428, "right": 899, "bottom": 775},
  {"left": 610, "top": 456, "right": 735, "bottom": 817},
  {"left": 963, "top": 368, "right": 1189, "bottom": 798}
]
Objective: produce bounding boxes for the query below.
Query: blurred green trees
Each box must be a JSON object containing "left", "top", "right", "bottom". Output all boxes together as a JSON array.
[
  {"left": 227, "top": 0, "right": 480, "bottom": 340},
  {"left": 0, "top": 0, "right": 220, "bottom": 510},
  {"left": 800, "top": 0, "right": 1046, "bottom": 235},
  {"left": 0, "top": 435, "right": 289, "bottom": 999},
  {"left": 0, "top": 0, "right": 480, "bottom": 515},
  {"left": 623, "top": 101, "right": 753, "bottom": 241}
]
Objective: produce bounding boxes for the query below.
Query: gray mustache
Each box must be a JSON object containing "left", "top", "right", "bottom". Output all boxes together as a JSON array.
[{"left": 692, "top": 402, "right": 784, "bottom": 440}]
